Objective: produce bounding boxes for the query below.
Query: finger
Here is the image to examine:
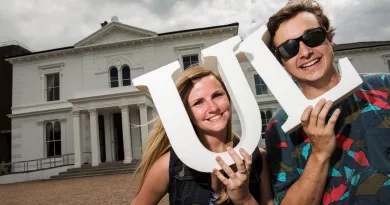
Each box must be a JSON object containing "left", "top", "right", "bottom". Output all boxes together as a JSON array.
[
  {"left": 301, "top": 106, "right": 313, "bottom": 128},
  {"left": 239, "top": 148, "right": 252, "bottom": 171},
  {"left": 317, "top": 100, "right": 333, "bottom": 128},
  {"left": 310, "top": 99, "right": 327, "bottom": 128},
  {"left": 213, "top": 168, "right": 229, "bottom": 186},
  {"left": 216, "top": 156, "right": 236, "bottom": 179},
  {"left": 325, "top": 108, "right": 340, "bottom": 131},
  {"left": 226, "top": 147, "right": 245, "bottom": 173}
]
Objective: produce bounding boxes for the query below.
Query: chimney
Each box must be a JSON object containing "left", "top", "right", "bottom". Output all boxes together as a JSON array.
[{"left": 100, "top": 21, "right": 108, "bottom": 27}]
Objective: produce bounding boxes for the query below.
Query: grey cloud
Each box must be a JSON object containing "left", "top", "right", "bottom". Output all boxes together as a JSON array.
[
  {"left": 0, "top": 0, "right": 389, "bottom": 52},
  {"left": 329, "top": 0, "right": 390, "bottom": 43}
]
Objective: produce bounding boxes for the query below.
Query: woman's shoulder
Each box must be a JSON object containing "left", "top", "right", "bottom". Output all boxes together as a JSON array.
[
  {"left": 156, "top": 151, "right": 170, "bottom": 168},
  {"left": 146, "top": 151, "right": 171, "bottom": 175}
]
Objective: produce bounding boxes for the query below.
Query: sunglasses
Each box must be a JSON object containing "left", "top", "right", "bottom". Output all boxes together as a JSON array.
[{"left": 275, "top": 27, "right": 327, "bottom": 60}]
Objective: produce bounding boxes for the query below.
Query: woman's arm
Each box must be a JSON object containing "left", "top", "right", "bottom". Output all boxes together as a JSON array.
[
  {"left": 258, "top": 148, "right": 274, "bottom": 205},
  {"left": 131, "top": 152, "right": 170, "bottom": 205}
]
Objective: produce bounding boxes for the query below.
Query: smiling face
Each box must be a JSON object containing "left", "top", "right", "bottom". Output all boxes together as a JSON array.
[
  {"left": 274, "top": 12, "right": 337, "bottom": 85},
  {"left": 186, "top": 75, "right": 231, "bottom": 138}
]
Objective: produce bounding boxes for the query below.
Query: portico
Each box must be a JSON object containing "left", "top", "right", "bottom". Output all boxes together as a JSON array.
[{"left": 68, "top": 86, "right": 153, "bottom": 167}]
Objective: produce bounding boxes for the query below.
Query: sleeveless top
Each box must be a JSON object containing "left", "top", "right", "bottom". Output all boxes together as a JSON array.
[{"left": 168, "top": 138, "right": 263, "bottom": 205}]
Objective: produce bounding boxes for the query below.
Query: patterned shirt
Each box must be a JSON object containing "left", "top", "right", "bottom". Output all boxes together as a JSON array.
[{"left": 266, "top": 74, "right": 390, "bottom": 205}]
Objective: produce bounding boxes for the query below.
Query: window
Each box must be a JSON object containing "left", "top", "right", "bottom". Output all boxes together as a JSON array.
[
  {"left": 261, "top": 110, "right": 273, "bottom": 139},
  {"left": 122, "top": 65, "right": 131, "bottom": 86},
  {"left": 110, "top": 67, "right": 119, "bottom": 88},
  {"left": 254, "top": 74, "right": 268, "bottom": 95},
  {"left": 46, "top": 73, "right": 60, "bottom": 101},
  {"left": 182, "top": 54, "right": 199, "bottom": 69},
  {"left": 45, "top": 121, "right": 61, "bottom": 157}
]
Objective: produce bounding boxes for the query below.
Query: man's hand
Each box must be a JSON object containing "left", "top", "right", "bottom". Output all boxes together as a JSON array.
[{"left": 301, "top": 99, "right": 340, "bottom": 161}]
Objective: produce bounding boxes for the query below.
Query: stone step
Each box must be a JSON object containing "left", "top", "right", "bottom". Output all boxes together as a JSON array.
[
  {"left": 50, "top": 170, "right": 133, "bottom": 180},
  {"left": 48, "top": 161, "right": 140, "bottom": 180},
  {"left": 67, "top": 161, "right": 139, "bottom": 172},
  {"left": 66, "top": 164, "right": 138, "bottom": 172},
  {"left": 59, "top": 166, "right": 137, "bottom": 175},
  {"left": 55, "top": 167, "right": 135, "bottom": 178}
]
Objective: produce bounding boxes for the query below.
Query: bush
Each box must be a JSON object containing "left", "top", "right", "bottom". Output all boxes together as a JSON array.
[{"left": 0, "top": 161, "right": 10, "bottom": 176}]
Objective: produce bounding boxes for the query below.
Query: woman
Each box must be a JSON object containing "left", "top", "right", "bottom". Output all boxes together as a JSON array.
[{"left": 131, "top": 65, "right": 273, "bottom": 205}]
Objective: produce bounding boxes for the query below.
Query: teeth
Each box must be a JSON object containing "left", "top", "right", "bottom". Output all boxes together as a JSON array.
[
  {"left": 302, "top": 59, "right": 319, "bottom": 68},
  {"left": 209, "top": 114, "right": 221, "bottom": 120}
]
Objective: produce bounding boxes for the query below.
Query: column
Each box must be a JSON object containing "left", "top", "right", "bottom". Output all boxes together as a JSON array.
[
  {"left": 103, "top": 113, "right": 113, "bottom": 162},
  {"left": 59, "top": 118, "right": 67, "bottom": 157},
  {"left": 89, "top": 109, "right": 101, "bottom": 166},
  {"left": 120, "top": 105, "right": 132, "bottom": 163},
  {"left": 72, "top": 111, "right": 82, "bottom": 168},
  {"left": 138, "top": 103, "right": 148, "bottom": 149},
  {"left": 36, "top": 120, "right": 45, "bottom": 159}
]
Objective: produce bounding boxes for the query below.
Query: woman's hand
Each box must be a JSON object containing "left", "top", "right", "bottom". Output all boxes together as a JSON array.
[{"left": 213, "top": 147, "right": 255, "bottom": 205}]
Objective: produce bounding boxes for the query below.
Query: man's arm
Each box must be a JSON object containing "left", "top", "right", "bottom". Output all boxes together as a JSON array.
[
  {"left": 280, "top": 151, "right": 330, "bottom": 205},
  {"left": 267, "top": 99, "right": 340, "bottom": 205}
]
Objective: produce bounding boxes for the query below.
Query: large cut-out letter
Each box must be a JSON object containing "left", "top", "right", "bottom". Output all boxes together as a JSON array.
[{"left": 133, "top": 39, "right": 261, "bottom": 172}]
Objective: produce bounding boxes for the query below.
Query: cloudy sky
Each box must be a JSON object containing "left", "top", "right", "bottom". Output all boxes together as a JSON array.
[{"left": 0, "top": 0, "right": 389, "bottom": 52}]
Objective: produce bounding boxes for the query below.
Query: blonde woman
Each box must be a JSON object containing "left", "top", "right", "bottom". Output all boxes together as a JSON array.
[{"left": 131, "top": 65, "right": 273, "bottom": 205}]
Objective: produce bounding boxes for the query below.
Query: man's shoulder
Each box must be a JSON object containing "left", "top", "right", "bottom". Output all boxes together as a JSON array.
[
  {"left": 272, "top": 108, "right": 288, "bottom": 122},
  {"left": 360, "top": 73, "right": 390, "bottom": 88},
  {"left": 265, "top": 108, "right": 291, "bottom": 139}
]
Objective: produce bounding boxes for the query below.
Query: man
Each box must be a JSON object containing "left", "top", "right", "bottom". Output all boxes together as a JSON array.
[{"left": 265, "top": 0, "right": 390, "bottom": 205}]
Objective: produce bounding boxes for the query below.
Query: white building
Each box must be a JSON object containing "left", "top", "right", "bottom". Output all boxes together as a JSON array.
[
  {"left": 6, "top": 17, "right": 277, "bottom": 173},
  {"left": 334, "top": 41, "right": 390, "bottom": 73}
]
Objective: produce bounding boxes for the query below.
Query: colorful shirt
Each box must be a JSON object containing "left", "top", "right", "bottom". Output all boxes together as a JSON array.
[{"left": 266, "top": 74, "right": 390, "bottom": 205}]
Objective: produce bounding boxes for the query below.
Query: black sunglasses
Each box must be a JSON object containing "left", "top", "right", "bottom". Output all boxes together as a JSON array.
[{"left": 275, "top": 27, "right": 326, "bottom": 60}]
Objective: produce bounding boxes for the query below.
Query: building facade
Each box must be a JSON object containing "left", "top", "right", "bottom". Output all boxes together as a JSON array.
[
  {"left": 0, "top": 42, "right": 31, "bottom": 164},
  {"left": 6, "top": 18, "right": 252, "bottom": 169},
  {"left": 334, "top": 41, "right": 390, "bottom": 73}
]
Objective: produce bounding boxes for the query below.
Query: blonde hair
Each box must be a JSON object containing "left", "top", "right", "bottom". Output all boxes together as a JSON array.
[{"left": 135, "top": 64, "right": 237, "bottom": 204}]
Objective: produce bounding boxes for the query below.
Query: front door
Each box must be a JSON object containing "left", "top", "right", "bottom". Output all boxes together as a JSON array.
[{"left": 113, "top": 113, "right": 124, "bottom": 161}]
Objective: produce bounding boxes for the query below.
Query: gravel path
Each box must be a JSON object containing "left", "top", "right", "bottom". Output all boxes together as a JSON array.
[{"left": 0, "top": 173, "right": 168, "bottom": 205}]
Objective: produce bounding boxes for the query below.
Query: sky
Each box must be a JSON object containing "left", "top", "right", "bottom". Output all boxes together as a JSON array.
[{"left": 0, "top": 0, "right": 389, "bottom": 52}]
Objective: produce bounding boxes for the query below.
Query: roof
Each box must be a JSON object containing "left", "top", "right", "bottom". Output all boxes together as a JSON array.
[
  {"left": 6, "top": 46, "right": 73, "bottom": 59},
  {"left": 335, "top": 41, "right": 390, "bottom": 51},
  {"left": 6, "top": 22, "right": 239, "bottom": 60},
  {"left": 158, "top": 22, "right": 239, "bottom": 36}
]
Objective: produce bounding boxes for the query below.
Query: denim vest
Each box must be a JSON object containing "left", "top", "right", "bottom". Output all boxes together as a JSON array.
[{"left": 168, "top": 139, "right": 262, "bottom": 205}]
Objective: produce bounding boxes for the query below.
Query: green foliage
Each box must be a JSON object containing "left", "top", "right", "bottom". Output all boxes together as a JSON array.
[{"left": 0, "top": 161, "right": 10, "bottom": 176}]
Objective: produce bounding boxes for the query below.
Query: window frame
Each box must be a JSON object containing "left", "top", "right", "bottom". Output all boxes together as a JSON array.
[
  {"left": 174, "top": 44, "right": 204, "bottom": 69},
  {"left": 109, "top": 66, "right": 119, "bottom": 88},
  {"left": 45, "top": 73, "right": 60, "bottom": 102},
  {"left": 121, "top": 65, "right": 131, "bottom": 86},
  {"left": 44, "top": 120, "right": 62, "bottom": 157},
  {"left": 253, "top": 74, "right": 269, "bottom": 95},
  {"left": 39, "top": 63, "right": 64, "bottom": 103},
  {"left": 182, "top": 54, "right": 199, "bottom": 70}
]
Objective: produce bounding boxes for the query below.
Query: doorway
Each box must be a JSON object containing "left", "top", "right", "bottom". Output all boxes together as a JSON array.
[
  {"left": 113, "top": 113, "right": 124, "bottom": 161},
  {"left": 98, "top": 115, "right": 106, "bottom": 162},
  {"left": 0, "top": 133, "right": 11, "bottom": 163}
]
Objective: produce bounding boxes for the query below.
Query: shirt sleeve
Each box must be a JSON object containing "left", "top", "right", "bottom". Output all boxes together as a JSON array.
[{"left": 265, "top": 117, "right": 302, "bottom": 205}]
